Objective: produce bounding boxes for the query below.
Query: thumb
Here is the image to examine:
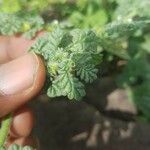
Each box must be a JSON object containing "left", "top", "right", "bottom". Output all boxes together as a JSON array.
[{"left": 0, "top": 53, "right": 46, "bottom": 117}]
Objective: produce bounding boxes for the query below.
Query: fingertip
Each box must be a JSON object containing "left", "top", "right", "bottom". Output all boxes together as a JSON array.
[
  {"left": 0, "top": 31, "right": 46, "bottom": 63},
  {"left": 10, "top": 106, "right": 35, "bottom": 138},
  {"left": 8, "top": 36, "right": 34, "bottom": 59},
  {"left": 0, "top": 53, "right": 46, "bottom": 117},
  {"left": 0, "top": 36, "right": 10, "bottom": 63}
]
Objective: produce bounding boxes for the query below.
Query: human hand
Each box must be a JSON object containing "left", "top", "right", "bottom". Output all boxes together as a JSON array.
[{"left": 0, "top": 34, "right": 46, "bottom": 148}]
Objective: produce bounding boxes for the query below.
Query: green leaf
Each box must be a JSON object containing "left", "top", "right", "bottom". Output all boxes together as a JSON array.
[
  {"left": 30, "top": 28, "right": 101, "bottom": 101},
  {"left": 142, "top": 35, "right": 150, "bottom": 53},
  {"left": 0, "top": 13, "right": 22, "bottom": 35},
  {"left": 48, "top": 72, "right": 86, "bottom": 100},
  {"left": 115, "top": 0, "right": 150, "bottom": 19},
  {"left": 76, "top": 64, "right": 98, "bottom": 83},
  {"left": 133, "top": 83, "right": 150, "bottom": 119},
  {"left": 70, "top": 29, "right": 98, "bottom": 53},
  {"left": 22, "top": 15, "right": 44, "bottom": 39},
  {"left": 102, "top": 20, "right": 150, "bottom": 39},
  {"left": 118, "top": 57, "right": 150, "bottom": 86},
  {"left": 48, "top": 61, "right": 86, "bottom": 100},
  {"left": 47, "top": 81, "right": 63, "bottom": 98},
  {"left": 30, "top": 28, "right": 65, "bottom": 59},
  {"left": 0, "top": 146, "right": 5, "bottom": 150},
  {"left": 0, "top": 144, "right": 34, "bottom": 150},
  {"left": 0, "top": 13, "right": 44, "bottom": 39},
  {"left": 98, "top": 19, "right": 150, "bottom": 59},
  {"left": 67, "top": 77, "right": 86, "bottom": 100}
]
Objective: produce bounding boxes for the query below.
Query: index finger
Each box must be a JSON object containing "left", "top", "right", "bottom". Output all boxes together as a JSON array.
[
  {"left": 0, "top": 32, "right": 45, "bottom": 64},
  {"left": 0, "top": 36, "right": 33, "bottom": 64}
]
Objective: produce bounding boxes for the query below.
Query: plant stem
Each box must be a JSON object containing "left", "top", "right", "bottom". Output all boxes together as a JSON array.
[
  {"left": 0, "top": 114, "right": 12, "bottom": 147},
  {"left": 101, "top": 0, "right": 112, "bottom": 22},
  {"left": 124, "top": 84, "right": 134, "bottom": 103}
]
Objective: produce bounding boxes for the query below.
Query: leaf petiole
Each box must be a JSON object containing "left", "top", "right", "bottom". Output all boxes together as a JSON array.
[{"left": 0, "top": 114, "right": 12, "bottom": 147}]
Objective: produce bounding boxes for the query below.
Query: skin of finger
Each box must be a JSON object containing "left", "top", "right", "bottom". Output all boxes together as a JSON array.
[
  {"left": 0, "top": 31, "right": 46, "bottom": 64},
  {"left": 9, "top": 32, "right": 46, "bottom": 59},
  {"left": 10, "top": 106, "right": 35, "bottom": 138},
  {"left": 0, "top": 36, "right": 10, "bottom": 64},
  {"left": 0, "top": 35, "right": 34, "bottom": 64},
  {"left": 8, "top": 36, "right": 34, "bottom": 59},
  {"left": 0, "top": 55, "right": 46, "bottom": 117}
]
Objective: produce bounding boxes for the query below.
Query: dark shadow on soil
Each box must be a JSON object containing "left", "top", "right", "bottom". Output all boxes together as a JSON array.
[
  {"left": 31, "top": 99, "right": 150, "bottom": 150},
  {"left": 30, "top": 77, "right": 149, "bottom": 150}
]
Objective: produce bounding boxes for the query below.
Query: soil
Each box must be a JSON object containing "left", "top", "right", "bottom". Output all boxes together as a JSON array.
[{"left": 30, "top": 77, "right": 150, "bottom": 150}]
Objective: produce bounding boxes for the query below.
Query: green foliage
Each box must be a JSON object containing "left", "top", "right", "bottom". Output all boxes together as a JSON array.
[
  {"left": 0, "top": 114, "right": 12, "bottom": 147},
  {"left": 115, "top": 0, "right": 150, "bottom": 19},
  {"left": 118, "top": 57, "right": 150, "bottom": 86},
  {"left": 0, "top": 0, "right": 67, "bottom": 13},
  {"left": 30, "top": 28, "right": 101, "bottom": 100},
  {"left": 0, "top": 0, "right": 149, "bottom": 132},
  {"left": 0, "top": 1, "right": 150, "bottom": 150},
  {"left": 142, "top": 34, "right": 150, "bottom": 53},
  {"left": 76, "top": 64, "right": 98, "bottom": 83},
  {"left": 0, "top": 13, "right": 22, "bottom": 35},
  {"left": 133, "top": 83, "right": 150, "bottom": 118},
  {"left": 69, "top": 0, "right": 108, "bottom": 28},
  {"left": 115, "top": 0, "right": 150, "bottom": 118},
  {"left": 21, "top": 14, "right": 44, "bottom": 39},
  {"left": 0, "top": 0, "right": 149, "bottom": 114},
  {"left": 0, "top": 144, "right": 33, "bottom": 150},
  {"left": 101, "top": 20, "right": 150, "bottom": 39},
  {"left": 0, "top": 0, "right": 150, "bottom": 150},
  {"left": 0, "top": 13, "right": 44, "bottom": 38},
  {"left": 0, "top": 0, "right": 22, "bottom": 13},
  {"left": 98, "top": 19, "right": 150, "bottom": 59}
]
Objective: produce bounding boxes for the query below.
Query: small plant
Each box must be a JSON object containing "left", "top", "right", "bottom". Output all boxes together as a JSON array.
[
  {"left": 30, "top": 28, "right": 102, "bottom": 100},
  {"left": 0, "top": 0, "right": 150, "bottom": 149}
]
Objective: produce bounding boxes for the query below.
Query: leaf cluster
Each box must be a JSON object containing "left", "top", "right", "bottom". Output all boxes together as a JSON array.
[
  {"left": 30, "top": 28, "right": 102, "bottom": 100},
  {"left": 0, "top": 0, "right": 67, "bottom": 13},
  {"left": 115, "top": 0, "right": 150, "bottom": 19},
  {"left": 98, "top": 19, "right": 150, "bottom": 59},
  {"left": 0, "top": 13, "right": 44, "bottom": 39},
  {"left": 69, "top": 0, "right": 109, "bottom": 28}
]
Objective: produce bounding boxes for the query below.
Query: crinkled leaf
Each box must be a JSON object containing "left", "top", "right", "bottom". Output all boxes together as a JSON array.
[
  {"left": 30, "top": 28, "right": 101, "bottom": 100},
  {"left": 0, "top": 13, "right": 22, "bottom": 35},
  {"left": 98, "top": 19, "right": 150, "bottom": 59},
  {"left": 22, "top": 15, "right": 44, "bottom": 39},
  {"left": 0, "top": 13, "right": 44, "bottom": 39},
  {"left": 115, "top": 0, "right": 150, "bottom": 18},
  {"left": 76, "top": 64, "right": 98, "bottom": 83},
  {"left": 48, "top": 70, "right": 86, "bottom": 100}
]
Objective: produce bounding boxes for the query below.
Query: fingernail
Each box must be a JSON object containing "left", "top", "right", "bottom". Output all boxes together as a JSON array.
[{"left": 0, "top": 53, "right": 38, "bottom": 96}]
